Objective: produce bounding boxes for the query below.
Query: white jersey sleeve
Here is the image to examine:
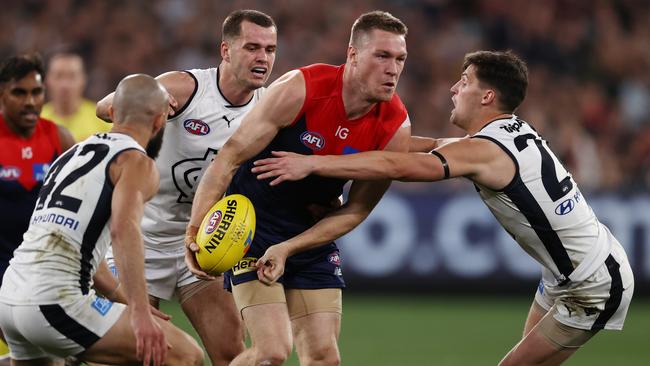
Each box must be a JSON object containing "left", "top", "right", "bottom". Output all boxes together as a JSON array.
[
  {"left": 473, "top": 116, "right": 612, "bottom": 285},
  {"left": 0, "top": 133, "right": 144, "bottom": 304}
]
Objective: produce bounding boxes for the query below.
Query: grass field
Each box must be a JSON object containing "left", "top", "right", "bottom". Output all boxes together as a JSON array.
[{"left": 160, "top": 295, "right": 649, "bottom": 365}]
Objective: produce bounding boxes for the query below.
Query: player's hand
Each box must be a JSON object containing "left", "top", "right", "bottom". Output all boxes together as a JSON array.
[
  {"left": 184, "top": 225, "right": 216, "bottom": 281},
  {"left": 131, "top": 309, "right": 167, "bottom": 366},
  {"left": 150, "top": 305, "right": 171, "bottom": 321},
  {"left": 252, "top": 151, "right": 314, "bottom": 186},
  {"left": 255, "top": 244, "right": 290, "bottom": 285}
]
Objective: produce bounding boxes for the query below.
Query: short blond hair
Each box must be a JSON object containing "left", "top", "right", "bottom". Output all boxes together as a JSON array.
[{"left": 349, "top": 11, "right": 407, "bottom": 47}]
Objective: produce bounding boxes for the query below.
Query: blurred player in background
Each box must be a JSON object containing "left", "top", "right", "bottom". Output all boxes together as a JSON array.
[
  {"left": 186, "top": 10, "right": 410, "bottom": 366},
  {"left": 41, "top": 51, "right": 112, "bottom": 141},
  {"left": 96, "top": 9, "right": 277, "bottom": 365},
  {"left": 0, "top": 53, "right": 75, "bottom": 363},
  {"left": 0, "top": 74, "right": 204, "bottom": 366},
  {"left": 251, "top": 50, "right": 634, "bottom": 366}
]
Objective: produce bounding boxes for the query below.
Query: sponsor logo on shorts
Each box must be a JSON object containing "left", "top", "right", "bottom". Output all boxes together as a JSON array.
[
  {"left": 184, "top": 119, "right": 210, "bottom": 136},
  {"left": 300, "top": 131, "right": 325, "bottom": 150},
  {"left": 555, "top": 198, "right": 575, "bottom": 215},
  {"left": 537, "top": 280, "right": 544, "bottom": 294},
  {"left": 232, "top": 257, "right": 258, "bottom": 276},
  {"left": 334, "top": 267, "right": 342, "bottom": 276},
  {"left": 0, "top": 166, "right": 20, "bottom": 181},
  {"left": 205, "top": 210, "right": 223, "bottom": 234},
  {"left": 328, "top": 252, "right": 341, "bottom": 266},
  {"left": 91, "top": 296, "right": 113, "bottom": 316}
]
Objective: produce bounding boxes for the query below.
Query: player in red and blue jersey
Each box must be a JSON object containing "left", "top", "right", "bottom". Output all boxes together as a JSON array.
[
  {"left": 0, "top": 53, "right": 74, "bottom": 363},
  {"left": 0, "top": 54, "right": 74, "bottom": 282},
  {"left": 185, "top": 11, "right": 410, "bottom": 366}
]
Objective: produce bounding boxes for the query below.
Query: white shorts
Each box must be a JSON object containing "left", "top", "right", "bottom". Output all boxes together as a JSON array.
[
  {"left": 106, "top": 245, "right": 198, "bottom": 301},
  {"left": 535, "top": 241, "right": 634, "bottom": 331},
  {"left": 0, "top": 294, "right": 125, "bottom": 360}
]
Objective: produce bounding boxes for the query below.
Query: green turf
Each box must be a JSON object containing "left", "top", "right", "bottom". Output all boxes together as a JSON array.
[{"left": 160, "top": 295, "right": 649, "bottom": 365}]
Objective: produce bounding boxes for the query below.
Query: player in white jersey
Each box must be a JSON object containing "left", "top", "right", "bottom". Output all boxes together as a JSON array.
[
  {"left": 0, "top": 74, "right": 203, "bottom": 366},
  {"left": 96, "top": 10, "right": 277, "bottom": 365},
  {"left": 250, "top": 50, "right": 634, "bottom": 366}
]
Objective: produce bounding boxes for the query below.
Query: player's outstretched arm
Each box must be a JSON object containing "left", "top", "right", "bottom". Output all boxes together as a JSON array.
[
  {"left": 185, "top": 70, "right": 306, "bottom": 278},
  {"left": 256, "top": 125, "right": 411, "bottom": 284},
  {"left": 109, "top": 150, "right": 167, "bottom": 366},
  {"left": 254, "top": 137, "right": 513, "bottom": 189}
]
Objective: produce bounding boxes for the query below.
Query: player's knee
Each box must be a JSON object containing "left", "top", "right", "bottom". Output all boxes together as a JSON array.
[
  {"left": 217, "top": 340, "right": 245, "bottom": 363},
  {"left": 304, "top": 344, "right": 340, "bottom": 366},
  {"left": 183, "top": 346, "right": 204, "bottom": 366},
  {"left": 170, "top": 336, "right": 204, "bottom": 366},
  {"left": 254, "top": 343, "right": 292, "bottom": 366}
]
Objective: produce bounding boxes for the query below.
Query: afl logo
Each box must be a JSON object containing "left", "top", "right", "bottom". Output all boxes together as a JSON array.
[
  {"left": 0, "top": 166, "right": 21, "bottom": 181},
  {"left": 555, "top": 198, "right": 575, "bottom": 215},
  {"left": 300, "top": 131, "right": 325, "bottom": 150},
  {"left": 184, "top": 119, "right": 210, "bottom": 136},
  {"left": 328, "top": 252, "right": 341, "bottom": 266},
  {"left": 204, "top": 211, "right": 223, "bottom": 234}
]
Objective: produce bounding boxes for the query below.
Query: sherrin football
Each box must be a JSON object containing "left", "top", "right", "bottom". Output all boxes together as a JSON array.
[{"left": 195, "top": 194, "right": 256, "bottom": 275}]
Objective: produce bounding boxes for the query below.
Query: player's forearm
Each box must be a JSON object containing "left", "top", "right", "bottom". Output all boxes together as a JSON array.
[
  {"left": 312, "top": 152, "right": 403, "bottom": 181},
  {"left": 110, "top": 222, "right": 149, "bottom": 311},
  {"left": 282, "top": 205, "right": 369, "bottom": 256},
  {"left": 189, "top": 156, "right": 238, "bottom": 228}
]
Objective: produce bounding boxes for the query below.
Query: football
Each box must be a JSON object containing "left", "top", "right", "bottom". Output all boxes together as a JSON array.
[{"left": 195, "top": 194, "right": 256, "bottom": 275}]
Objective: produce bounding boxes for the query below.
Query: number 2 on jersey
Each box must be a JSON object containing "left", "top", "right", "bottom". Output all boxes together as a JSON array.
[
  {"left": 35, "top": 144, "right": 109, "bottom": 213},
  {"left": 514, "top": 133, "right": 573, "bottom": 202}
]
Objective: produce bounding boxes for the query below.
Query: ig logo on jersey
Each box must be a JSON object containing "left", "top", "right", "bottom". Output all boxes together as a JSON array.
[{"left": 184, "top": 119, "right": 211, "bottom": 136}]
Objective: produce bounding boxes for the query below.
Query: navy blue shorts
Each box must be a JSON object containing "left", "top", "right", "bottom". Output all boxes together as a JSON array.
[{"left": 224, "top": 229, "right": 345, "bottom": 291}]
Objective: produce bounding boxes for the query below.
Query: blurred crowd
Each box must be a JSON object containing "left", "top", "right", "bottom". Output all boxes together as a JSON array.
[{"left": 2, "top": 0, "right": 648, "bottom": 192}]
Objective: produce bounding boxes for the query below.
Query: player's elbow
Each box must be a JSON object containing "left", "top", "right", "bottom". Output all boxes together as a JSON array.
[
  {"left": 96, "top": 98, "right": 112, "bottom": 122},
  {"left": 109, "top": 219, "right": 139, "bottom": 248}
]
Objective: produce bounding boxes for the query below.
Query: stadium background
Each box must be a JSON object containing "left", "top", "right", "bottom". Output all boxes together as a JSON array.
[{"left": 3, "top": 0, "right": 648, "bottom": 364}]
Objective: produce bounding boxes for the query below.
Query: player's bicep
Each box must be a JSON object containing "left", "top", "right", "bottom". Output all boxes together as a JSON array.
[
  {"left": 434, "top": 137, "right": 500, "bottom": 179},
  {"left": 223, "top": 70, "right": 306, "bottom": 164},
  {"left": 383, "top": 122, "right": 410, "bottom": 153},
  {"left": 110, "top": 154, "right": 157, "bottom": 232},
  {"left": 156, "top": 71, "right": 195, "bottom": 114}
]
